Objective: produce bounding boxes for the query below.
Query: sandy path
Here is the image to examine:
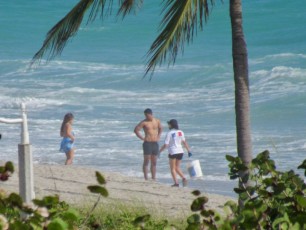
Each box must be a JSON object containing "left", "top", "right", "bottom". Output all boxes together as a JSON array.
[{"left": 0, "top": 164, "right": 236, "bottom": 218}]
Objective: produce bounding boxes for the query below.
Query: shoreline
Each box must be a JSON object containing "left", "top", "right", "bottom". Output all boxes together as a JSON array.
[{"left": 0, "top": 163, "right": 236, "bottom": 218}]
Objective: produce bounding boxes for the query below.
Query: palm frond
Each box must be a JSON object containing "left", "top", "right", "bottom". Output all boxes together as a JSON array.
[
  {"left": 31, "top": 0, "right": 114, "bottom": 67},
  {"left": 117, "top": 0, "right": 143, "bottom": 18},
  {"left": 145, "top": 0, "right": 215, "bottom": 78}
]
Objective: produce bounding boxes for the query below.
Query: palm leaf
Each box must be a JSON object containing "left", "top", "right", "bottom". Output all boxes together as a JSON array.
[
  {"left": 30, "top": 0, "right": 114, "bottom": 67},
  {"left": 117, "top": 0, "right": 143, "bottom": 18},
  {"left": 145, "top": 0, "right": 215, "bottom": 77}
]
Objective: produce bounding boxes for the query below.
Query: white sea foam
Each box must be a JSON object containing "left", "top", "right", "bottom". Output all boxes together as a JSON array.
[
  {"left": 204, "top": 175, "right": 230, "bottom": 182},
  {"left": 264, "top": 53, "right": 306, "bottom": 60}
]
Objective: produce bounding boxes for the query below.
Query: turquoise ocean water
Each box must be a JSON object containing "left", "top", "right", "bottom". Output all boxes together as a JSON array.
[{"left": 1, "top": 0, "right": 306, "bottom": 197}]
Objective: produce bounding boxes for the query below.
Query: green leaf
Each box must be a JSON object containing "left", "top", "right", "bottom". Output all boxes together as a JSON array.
[
  {"left": 273, "top": 183, "right": 286, "bottom": 195},
  {"left": 95, "top": 171, "right": 106, "bottom": 185},
  {"left": 0, "top": 166, "right": 5, "bottom": 173},
  {"left": 234, "top": 188, "right": 245, "bottom": 194},
  {"left": 272, "top": 213, "right": 290, "bottom": 229},
  {"left": 187, "top": 214, "right": 201, "bottom": 224},
  {"left": 5, "top": 161, "right": 14, "bottom": 173},
  {"left": 44, "top": 195, "right": 60, "bottom": 204},
  {"left": 290, "top": 223, "right": 301, "bottom": 230},
  {"left": 218, "top": 222, "right": 235, "bottom": 230},
  {"left": 200, "top": 209, "right": 214, "bottom": 217},
  {"left": 262, "top": 177, "right": 274, "bottom": 186},
  {"left": 230, "top": 174, "right": 239, "bottom": 180},
  {"left": 297, "top": 159, "right": 306, "bottom": 170},
  {"left": 9, "top": 220, "right": 31, "bottom": 230},
  {"left": 225, "top": 155, "right": 236, "bottom": 162},
  {"left": 224, "top": 200, "right": 237, "bottom": 212},
  {"left": 8, "top": 193, "right": 23, "bottom": 208},
  {"left": 190, "top": 197, "right": 208, "bottom": 212},
  {"left": 294, "top": 213, "right": 306, "bottom": 224},
  {"left": 33, "top": 195, "right": 60, "bottom": 208},
  {"left": 257, "top": 150, "right": 270, "bottom": 162},
  {"left": 186, "top": 223, "right": 201, "bottom": 230},
  {"left": 191, "top": 190, "right": 201, "bottom": 196},
  {"left": 242, "top": 209, "right": 256, "bottom": 221},
  {"left": 296, "top": 195, "right": 306, "bottom": 208},
  {"left": 239, "top": 191, "right": 249, "bottom": 201},
  {"left": 267, "top": 159, "right": 276, "bottom": 170},
  {"left": 214, "top": 214, "right": 221, "bottom": 221},
  {"left": 237, "top": 164, "right": 249, "bottom": 171},
  {"left": 133, "top": 214, "right": 150, "bottom": 226},
  {"left": 258, "top": 189, "right": 272, "bottom": 198},
  {"left": 47, "top": 218, "right": 68, "bottom": 230},
  {"left": 87, "top": 185, "right": 109, "bottom": 197},
  {"left": 246, "top": 186, "right": 256, "bottom": 196},
  {"left": 61, "top": 208, "right": 79, "bottom": 222},
  {"left": 32, "top": 199, "right": 44, "bottom": 207}
]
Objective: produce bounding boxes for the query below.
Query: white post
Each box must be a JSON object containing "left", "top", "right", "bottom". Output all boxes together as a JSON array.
[
  {"left": 18, "top": 103, "right": 34, "bottom": 204},
  {"left": 0, "top": 103, "right": 35, "bottom": 204},
  {"left": 21, "top": 103, "right": 30, "bottom": 145}
]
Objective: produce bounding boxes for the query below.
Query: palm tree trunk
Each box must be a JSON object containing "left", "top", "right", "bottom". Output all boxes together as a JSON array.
[{"left": 230, "top": 0, "right": 253, "bottom": 188}]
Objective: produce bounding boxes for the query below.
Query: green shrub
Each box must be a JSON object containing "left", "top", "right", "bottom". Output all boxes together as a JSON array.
[
  {"left": 0, "top": 166, "right": 108, "bottom": 230},
  {"left": 185, "top": 150, "right": 306, "bottom": 230},
  {"left": 3, "top": 150, "right": 306, "bottom": 230},
  {"left": 0, "top": 163, "right": 181, "bottom": 229}
]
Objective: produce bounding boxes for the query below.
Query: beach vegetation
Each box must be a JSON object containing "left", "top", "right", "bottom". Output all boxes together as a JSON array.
[
  {"left": 0, "top": 162, "right": 183, "bottom": 229},
  {"left": 185, "top": 150, "right": 306, "bottom": 229},
  {"left": 75, "top": 201, "right": 184, "bottom": 229},
  {"left": 0, "top": 166, "right": 108, "bottom": 230},
  {"left": 4, "top": 150, "right": 306, "bottom": 229}
]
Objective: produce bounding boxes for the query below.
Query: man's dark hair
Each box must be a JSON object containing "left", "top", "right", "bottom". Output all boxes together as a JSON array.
[{"left": 144, "top": 108, "right": 153, "bottom": 114}]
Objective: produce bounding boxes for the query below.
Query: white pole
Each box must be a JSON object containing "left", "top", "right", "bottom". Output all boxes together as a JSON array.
[
  {"left": 21, "top": 103, "right": 30, "bottom": 145},
  {"left": 0, "top": 104, "right": 35, "bottom": 204},
  {"left": 18, "top": 103, "right": 35, "bottom": 204}
]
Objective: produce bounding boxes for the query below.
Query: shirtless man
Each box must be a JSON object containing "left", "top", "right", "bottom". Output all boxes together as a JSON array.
[{"left": 134, "top": 108, "right": 162, "bottom": 180}]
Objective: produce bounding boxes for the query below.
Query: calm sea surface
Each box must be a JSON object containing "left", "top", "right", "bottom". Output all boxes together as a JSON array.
[{"left": 1, "top": 0, "right": 306, "bottom": 197}]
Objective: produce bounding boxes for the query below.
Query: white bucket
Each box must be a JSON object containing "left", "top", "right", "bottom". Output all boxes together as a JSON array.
[{"left": 187, "top": 160, "right": 203, "bottom": 178}]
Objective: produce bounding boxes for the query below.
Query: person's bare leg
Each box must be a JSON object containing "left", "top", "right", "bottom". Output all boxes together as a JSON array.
[
  {"left": 65, "top": 149, "right": 74, "bottom": 165},
  {"left": 175, "top": 160, "right": 185, "bottom": 179},
  {"left": 143, "top": 155, "right": 150, "bottom": 180},
  {"left": 150, "top": 155, "right": 157, "bottom": 180},
  {"left": 175, "top": 159, "right": 187, "bottom": 186},
  {"left": 169, "top": 159, "right": 178, "bottom": 184},
  {"left": 65, "top": 152, "right": 69, "bottom": 165}
]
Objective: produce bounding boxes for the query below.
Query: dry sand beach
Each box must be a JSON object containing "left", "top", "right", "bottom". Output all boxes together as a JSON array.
[{"left": 0, "top": 164, "right": 235, "bottom": 219}]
